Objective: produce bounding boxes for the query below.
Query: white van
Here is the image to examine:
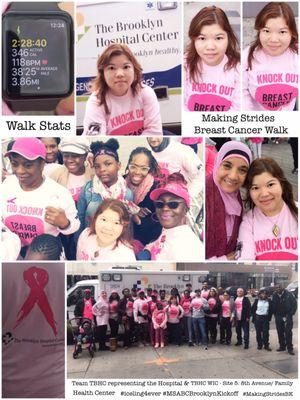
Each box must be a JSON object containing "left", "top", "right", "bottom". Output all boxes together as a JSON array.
[
  {"left": 67, "top": 270, "right": 208, "bottom": 319},
  {"left": 76, "top": 1, "right": 181, "bottom": 133}
]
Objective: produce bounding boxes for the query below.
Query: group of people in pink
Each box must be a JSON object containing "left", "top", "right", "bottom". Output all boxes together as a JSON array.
[
  {"left": 206, "top": 140, "right": 298, "bottom": 261},
  {"left": 184, "top": 2, "right": 298, "bottom": 112},
  {"left": 74, "top": 282, "right": 297, "bottom": 355},
  {"left": 1, "top": 136, "right": 203, "bottom": 261}
]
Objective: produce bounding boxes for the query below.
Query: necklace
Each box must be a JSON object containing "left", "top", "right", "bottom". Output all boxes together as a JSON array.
[{"left": 272, "top": 224, "right": 280, "bottom": 237}]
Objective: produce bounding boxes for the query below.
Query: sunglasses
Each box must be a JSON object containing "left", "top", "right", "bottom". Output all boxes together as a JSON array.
[{"left": 154, "top": 200, "right": 184, "bottom": 209}]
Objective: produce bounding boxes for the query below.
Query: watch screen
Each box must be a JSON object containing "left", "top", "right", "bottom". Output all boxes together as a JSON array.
[{"left": 3, "top": 15, "right": 72, "bottom": 98}]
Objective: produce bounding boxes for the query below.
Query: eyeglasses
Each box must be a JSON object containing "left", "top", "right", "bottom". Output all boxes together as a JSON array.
[
  {"left": 128, "top": 164, "right": 151, "bottom": 174},
  {"left": 154, "top": 200, "right": 184, "bottom": 209}
]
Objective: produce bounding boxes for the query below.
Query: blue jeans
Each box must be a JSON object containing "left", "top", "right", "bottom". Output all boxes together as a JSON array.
[{"left": 192, "top": 317, "right": 207, "bottom": 345}]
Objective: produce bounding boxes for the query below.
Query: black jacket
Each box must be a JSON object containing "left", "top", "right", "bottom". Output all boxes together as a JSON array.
[
  {"left": 251, "top": 298, "right": 273, "bottom": 322},
  {"left": 235, "top": 296, "right": 251, "bottom": 322},
  {"left": 272, "top": 290, "right": 297, "bottom": 317},
  {"left": 133, "top": 181, "right": 162, "bottom": 245}
]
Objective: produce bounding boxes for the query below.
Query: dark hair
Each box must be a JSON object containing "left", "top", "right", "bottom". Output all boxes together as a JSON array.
[
  {"left": 39, "top": 137, "right": 60, "bottom": 145},
  {"left": 90, "top": 139, "right": 120, "bottom": 162},
  {"left": 89, "top": 199, "right": 132, "bottom": 249},
  {"left": 245, "top": 157, "right": 298, "bottom": 219},
  {"left": 208, "top": 288, "right": 218, "bottom": 299},
  {"left": 169, "top": 295, "right": 179, "bottom": 306},
  {"left": 247, "top": 2, "right": 298, "bottom": 70},
  {"left": 125, "top": 147, "right": 160, "bottom": 177},
  {"left": 186, "top": 6, "right": 240, "bottom": 81},
  {"left": 91, "top": 43, "right": 143, "bottom": 114},
  {"left": 27, "top": 234, "right": 62, "bottom": 260},
  {"left": 109, "top": 292, "right": 120, "bottom": 303}
]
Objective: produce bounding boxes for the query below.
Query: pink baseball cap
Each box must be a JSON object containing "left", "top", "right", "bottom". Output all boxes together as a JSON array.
[
  {"left": 5, "top": 137, "right": 46, "bottom": 160},
  {"left": 150, "top": 182, "right": 190, "bottom": 208}
]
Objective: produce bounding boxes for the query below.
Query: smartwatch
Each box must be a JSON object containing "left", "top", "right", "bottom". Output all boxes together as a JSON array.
[{"left": 2, "top": 2, "right": 74, "bottom": 112}]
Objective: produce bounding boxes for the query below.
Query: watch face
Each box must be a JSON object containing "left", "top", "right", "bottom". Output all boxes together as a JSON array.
[{"left": 2, "top": 13, "right": 73, "bottom": 99}]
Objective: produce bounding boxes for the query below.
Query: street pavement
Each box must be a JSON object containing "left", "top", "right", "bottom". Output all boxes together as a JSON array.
[
  {"left": 67, "top": 315, "right": 298, "bottom": 380},
  {"left": 261, "top": 139, "right": 298, "bottom": 200}
]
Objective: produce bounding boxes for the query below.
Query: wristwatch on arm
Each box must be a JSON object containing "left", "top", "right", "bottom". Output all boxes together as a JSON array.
[{"left": 2, "top": 2, "right": 74, "bottom": 112}]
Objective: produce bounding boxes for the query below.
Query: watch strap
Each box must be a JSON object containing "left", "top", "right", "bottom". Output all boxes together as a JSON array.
[
  {"left": 8, "top": 99, "right": 60, "bottom": 112},
  {"left": 8, "top": 2, "right": 60, "bottom": 12}
]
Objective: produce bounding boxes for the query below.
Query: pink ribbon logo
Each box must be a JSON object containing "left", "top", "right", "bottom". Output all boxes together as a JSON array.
[{"left": 14, "top": 267, "right": 57, "bottom": 336}]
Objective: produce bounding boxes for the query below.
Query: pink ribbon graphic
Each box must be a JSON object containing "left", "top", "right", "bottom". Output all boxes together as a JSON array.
[{"left": 14, "top": 267, "right": 57, "bottom": 336}]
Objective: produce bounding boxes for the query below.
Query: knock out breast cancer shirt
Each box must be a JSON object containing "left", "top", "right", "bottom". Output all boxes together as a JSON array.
[
  {"left": 2, "top": 175, "right": 80, "bottom": 247},
  {"left": 184, "top": 55, "right": 241, "bottom": 111},
  {"left": 238, "top": 203, "right": 298, "bottom": 260},
  {"left": 242, "top": 47, "right": 298, "bottom": 111},
  {"left": 222, "top": 300, "right": 231, "bottom": 318},
  {"left": 2, "top": 262, "right": 65, "bottom": 398},
  {"left": 83, "top": 85, "right": 162, "bottom": 136}
]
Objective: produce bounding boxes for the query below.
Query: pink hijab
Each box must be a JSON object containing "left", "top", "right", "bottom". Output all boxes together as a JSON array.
[{"left": 213, "top": 141, "right": 252, "bottom": 216}]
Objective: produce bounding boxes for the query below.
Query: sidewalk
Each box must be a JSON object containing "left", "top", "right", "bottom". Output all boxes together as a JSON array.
[{"left": 67, "top": 324, "right": 298, "bottom": 380}]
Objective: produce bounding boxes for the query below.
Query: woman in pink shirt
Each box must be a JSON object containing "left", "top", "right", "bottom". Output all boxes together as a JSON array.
[
  {"left": 83, "top": 43, "right": 162, "bottom": 135},
  {"left": 185, "top": 6, "right": 241, "bottom": 111},
  {"left": 152, "top": 303, "right": 168, "bottom": 348},
  {"left": 206, "top": 141, "right": 252, "bottom": 260},
  {"left": 242, "top": 2, "right": 298, "bottom": 111},
  {"left": 166, "top": 296, "right": 184, "bottom": 346},
  {"left": 205, "top": 288, "right": 222, "bottom": 344},
  {"left": 220, "top": 291, "right": 235, "bottom": 345},
  {"left": 108, "top": 291, "right": 120, "bottom": 351},
  {"left": 92, "top": 291, "right": 110, "bottom": 351},
  {"left": 238, "top": 157, "right": 298, "bottom": 260}
]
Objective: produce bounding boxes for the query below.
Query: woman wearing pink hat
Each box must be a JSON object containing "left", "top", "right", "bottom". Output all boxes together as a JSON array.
[
  {"left": 2, "top": 137, "right": 80, "bottom": 259},
  {"left": 206, "top": 140, "right": 252, "bottom": 260},
  {"left": 138, "top": 173, "right": 203, "bottom": 261}
]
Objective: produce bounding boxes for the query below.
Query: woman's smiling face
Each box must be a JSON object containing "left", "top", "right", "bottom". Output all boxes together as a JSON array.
[
  {"left": 155, "top": 193, "right": 187, "bottom": 229},
  {"left": 216, "top": 156, "right": 249, "bottom": 193}
]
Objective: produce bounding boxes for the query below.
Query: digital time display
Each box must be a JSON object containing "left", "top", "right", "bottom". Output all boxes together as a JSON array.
[{"left": 3, "top": 14, "right": 73, "bottom": 99}]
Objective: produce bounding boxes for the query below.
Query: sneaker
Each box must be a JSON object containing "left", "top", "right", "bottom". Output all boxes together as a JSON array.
[
  {"left": 235, "top": 342, "right": 242, "bottom": 346},
  {"left": 257, "top": 345, "right": 262, "bottom": 350},
  {"left": 244, "top": 344, "right": 249, "bottom": 349},
  {"left": 161, "top": 343, "right": 164, "bottom": 348},
  {"left": 264, "top": 346, "right": 272, "bottom": 352},
  {"left": 288, "top": 350, "right": 295, "bottom": 355},
  {"left": 292, "top": 168, "right": 298, "bottom": 174},
  {"left": 188, "top": 342, "right": 194, "bottom": 347},
  {"left": 204, "top": 346, "right": 208, "bottom": 350},
  {"left": 154, "top": 343, "right": 159, "bottom": 348}
]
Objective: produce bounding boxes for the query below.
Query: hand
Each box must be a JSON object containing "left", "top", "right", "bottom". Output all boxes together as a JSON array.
[
  {"left": 132, "top": 214, "right": 142, "bottom": 225},
  {"left": 138, "top": 207, "right": 151, "bottom": 218},
  {"left": 226, "top": 251, "right": 236, "bottom": 261},
  {"left": 45, "top": 206, "right": 70, "bottom": 229}
]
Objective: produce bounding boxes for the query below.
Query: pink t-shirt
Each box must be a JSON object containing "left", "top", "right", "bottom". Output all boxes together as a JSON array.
[
  {"left": 167, "top": 305, "right": 183, "bottom": 323},
  {"left": 238, "top": 203, "right": 298, "bottom": 260},
  {"left": 185, "top": 55, "right": 241, "bottom": 111},
  {"left": 2, "top": 263, "right": 65, "bottom": 398},
  {"left": 77, "top": 228, "right": 136, "bottom": 262},
  {"left": 83, "top": 298, "right": 94, "bottom": 320},
  {"left": 242, "top": 46, "right": 298, "bottom": 111},
  {"left": 83, "top": 85, "right": 162, "bottom": 136},
  {"left": 222, "top": 300, "right": 231, "bottom": 318},
  {"left": 67, "top": 173, "right": 87, "bottom": 202},
  {"left": 180, "top": 297, "right": 192, "bottom": 316},
  {"left": 152, "top": 309, "right": 167, "bottom": 326},
  {"left": 235, "top": 297, "right": 243, "bottom": 321},
  {"left": 207, "top": 297, "right": 218, "bottom": 317},
  {"left": 2, "top": 175, "right": 80, "bottom": 247},
  {"left": 126, "top": 300, "right": 134, "bottom": 317},
  {"left": 201, "top": 289, "right": 209, "bottom": 299}
]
